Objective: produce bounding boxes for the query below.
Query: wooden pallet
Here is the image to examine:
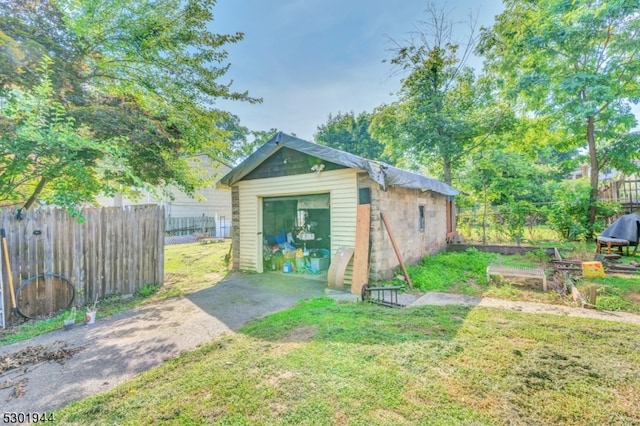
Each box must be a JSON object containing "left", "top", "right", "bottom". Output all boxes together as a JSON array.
[{"left": 486, "top": 265, "right": 547, "bottom": 291}]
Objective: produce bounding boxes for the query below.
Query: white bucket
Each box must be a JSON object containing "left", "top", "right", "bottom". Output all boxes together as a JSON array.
[{"left": 86, "top": 311, "right": 96, "bottom": 325}]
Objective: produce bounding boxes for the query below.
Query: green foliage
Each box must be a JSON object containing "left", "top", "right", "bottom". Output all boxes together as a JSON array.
[
  {"left": 216, "top": 113, "right": 278, "bottom": 164},
  {"left": 479, "top": 0, "right": 640, "bottom": 230},
  {"left": 0, "top": 58, "right": 124, "bottom": 211},
  {"left": 581, "top": 274, "right": 640, "bottom": 313},
  {"left": 595, "top": 292, "right": 633, "bottom": 312},
  {"left": 314, "top": 111, "right": 390, "bottom": 163},
  {"left": 0, "top": 0, "right": 257, "bottom": 211},
  {"left": 543, "top": 179, "right": 620, "bottom": 240},
  {"left": 370, "top": 6, "right": 512, "bottom": 182},
  {"left": 136, "top": 283, "right": 159, "bottom": 298},
  {"left": 407, "top": 249, "right": 496, "bottom": 292},
  {"left": 459, "top": 146, "right": 556, "bottom": 244}
]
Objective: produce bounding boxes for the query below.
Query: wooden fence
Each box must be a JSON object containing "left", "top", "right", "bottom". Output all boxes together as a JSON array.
[{"left": 1, "top": 205, "right": 164, "bottom": 321}]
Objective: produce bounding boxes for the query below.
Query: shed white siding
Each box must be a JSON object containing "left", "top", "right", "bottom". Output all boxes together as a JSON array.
[{"left": 237, "top": 168, "right": 358, "bottom": 272}]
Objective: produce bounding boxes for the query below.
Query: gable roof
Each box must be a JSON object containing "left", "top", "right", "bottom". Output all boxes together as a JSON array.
[{"left": 219, "top": 132, "right": 460, "bottom": 197}]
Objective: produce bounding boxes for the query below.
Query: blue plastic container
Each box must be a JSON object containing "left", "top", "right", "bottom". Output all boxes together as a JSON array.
[{"left": 283, "top": 262, "right": 292, "bottom": 273}]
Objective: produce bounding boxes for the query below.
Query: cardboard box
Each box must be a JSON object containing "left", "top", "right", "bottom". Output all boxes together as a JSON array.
[
  {"left": 310, "top": 257, "right": 330, "bottom": 271},
  {"left": 582, "top": 261, "right": 605, "bottom": 278}
]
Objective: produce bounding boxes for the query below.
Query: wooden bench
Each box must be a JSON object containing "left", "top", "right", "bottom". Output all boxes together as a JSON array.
[
  {"left": 596, "top": 236, "right": 630, "bottom": 255},
  {"left": 486, "top": 265, "right": 547, "bottom": 292}
]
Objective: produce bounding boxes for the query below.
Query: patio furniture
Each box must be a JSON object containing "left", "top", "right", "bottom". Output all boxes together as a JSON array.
[{"left": 596, "top": 236, "right": 630, "bottom": 255}]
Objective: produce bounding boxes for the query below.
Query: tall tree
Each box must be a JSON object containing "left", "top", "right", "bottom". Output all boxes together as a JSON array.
[
  {"left": 216, "top": 115, "right": 278, "bottom": 165},
  {"left": 0, "top": 0, "right": 258, "bottom": 210},
  {"left": 370, "top": 4, "right": 509, "bottom": 183},
  {"left": 0, "top": 58, "right": 125, "bottom": 213},
  {"left": 314, "top": 111, "right": 391, "bottom": 163},
  {"left": 478, "top": 0, "right": 640, "bottom": 235}
]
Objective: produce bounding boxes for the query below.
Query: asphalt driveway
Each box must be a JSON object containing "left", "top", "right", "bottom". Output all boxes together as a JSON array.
[{"left": 0, "top": 272, "right": 327, "bottom": 413}]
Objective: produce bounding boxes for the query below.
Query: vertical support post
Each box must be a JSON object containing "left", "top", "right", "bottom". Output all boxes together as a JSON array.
[
  {"left": 589, "top": 285, "right": 597, "bottom": 308},
  {"left": 352, "top": 204, "right": 371, "bottom": 295},
  {"left": 380, "top": 212, "right": 413, "bottom": 290}
]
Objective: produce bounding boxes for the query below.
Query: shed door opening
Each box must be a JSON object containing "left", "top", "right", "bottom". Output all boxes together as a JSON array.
[{"left": 262, "top": 194, "right": 331, "bottom": 272}]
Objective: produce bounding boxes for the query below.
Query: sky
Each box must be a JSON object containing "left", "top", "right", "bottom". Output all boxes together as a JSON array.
[{"left": 211, "top": 0, "right": 503, "bottom": 141}]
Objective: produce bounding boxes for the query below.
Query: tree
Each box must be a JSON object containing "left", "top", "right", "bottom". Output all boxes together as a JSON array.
[
  {"left": 0, "top": 0, "right": 258, "bottom": 210},
  {"left": 314, "top": 111, "right": 391, "bottom": 163},
  {"left": 216, "top": 115, "right": 278, "bottom": 165},
  {"left": 0, "top": 58, "right": 125, "bottom": 215},
  {"left": 478, "top": 0, "right": 640, "bottom": 235},
  {"left": 460, "top": 145, "right": 556, "bottom": 244},
  {"left": 370, "top": 4, "right": 509, "bottom": 183}
]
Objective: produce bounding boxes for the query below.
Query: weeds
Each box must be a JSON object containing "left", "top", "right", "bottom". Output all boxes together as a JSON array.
[{"left": 407, "top": 249, "right": 496, "bottom": 293}]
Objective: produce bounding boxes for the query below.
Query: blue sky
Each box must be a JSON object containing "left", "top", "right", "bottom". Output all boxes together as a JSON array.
[{"left": 212, "top": 0, "right": 503, "bottom": 140}]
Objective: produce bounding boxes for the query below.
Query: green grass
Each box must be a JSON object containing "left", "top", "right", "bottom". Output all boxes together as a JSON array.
[
  {"left": 56, "top": 298, "right": 640, "bottom": 425},
  {"left": 405, "top": 249, "right": 497, "bottom": 294},
  {"left": 0, "top": 241, "right": 231, "bottom": 346},
  {"left": 405, "top": 248, "right": 546, "bottom": 295},
  {"left": 1, "top": 286, "right": 155, "bottom": 346},
  {"left": 579, "top": 274, "right": 640, "bottom": 313},
  {"left": 160, "top": 240, "right": 231, "bottom": 298},
  {"left": 400, "top": 247, "right": 640, "bottom": 310}
]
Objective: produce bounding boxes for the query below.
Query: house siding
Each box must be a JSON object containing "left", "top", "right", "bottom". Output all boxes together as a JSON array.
[
  {"left": 235, "top": 168, "right": 359, "bottom": 274},
  {"left": 95, "top": 156, "right": 232, "bottom": 220}
]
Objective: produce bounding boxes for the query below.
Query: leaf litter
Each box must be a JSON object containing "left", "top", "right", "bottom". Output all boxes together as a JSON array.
[{"left": 0, "top": 340, "right": 84, "bottom": 400}]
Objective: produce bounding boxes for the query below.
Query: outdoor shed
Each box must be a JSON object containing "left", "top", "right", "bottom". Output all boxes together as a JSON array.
[{"left": 218, "top": 132, "right": 459, "bottom": 293}]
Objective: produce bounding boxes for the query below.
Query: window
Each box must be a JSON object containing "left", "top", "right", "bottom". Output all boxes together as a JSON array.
[{"left": 418, "top": 205, "right": 425, "bottom": 231}]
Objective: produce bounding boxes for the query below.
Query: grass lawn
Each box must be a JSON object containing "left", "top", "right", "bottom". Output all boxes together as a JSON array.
[
  {"left": 56, "top": 298, "right": 640, "bottom": 425},
  {"left": 160, "top": 240, "right": 232, "bottom": 298},
  {"left": 6, "top": 238, "right": 640, "bottom": 424}
]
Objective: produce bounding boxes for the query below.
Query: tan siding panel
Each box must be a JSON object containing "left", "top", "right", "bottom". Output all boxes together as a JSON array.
[{"left": 237, "top": 169, "right": 358, "bottom": 272}]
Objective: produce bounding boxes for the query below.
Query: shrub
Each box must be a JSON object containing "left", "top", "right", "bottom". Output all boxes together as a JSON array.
[{"left": 543, "top": 180, "right": 619, "bottom": 240}]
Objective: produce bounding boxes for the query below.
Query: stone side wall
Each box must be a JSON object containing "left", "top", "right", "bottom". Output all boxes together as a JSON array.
[
  {"left": 369, "top": 184, "right": 447, "bottom": 281},
  {"left": 231, "top": 186, "right": 240, "bottom": 271}
]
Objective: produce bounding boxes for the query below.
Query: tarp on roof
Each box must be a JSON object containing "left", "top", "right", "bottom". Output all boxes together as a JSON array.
[
  {"left": 219, "top": 132, "right": 460, "bottom": 197},
  {"left": 600, "top": 213, "right": 640, "bottom": 246}
]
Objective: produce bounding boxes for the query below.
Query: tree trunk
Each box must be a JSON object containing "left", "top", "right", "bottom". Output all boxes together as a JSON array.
[
  {"left": 23, "top": 176, "right": 48, "bottom": 211},
  {"left": 587, "top": 115, "right": 599, "bottom": 238},
  {"left": 482, "top": 182, "right": 488, "bottom": 245},
  {"left": 443, "top": 161, "right": 452, "bottom": 186}
]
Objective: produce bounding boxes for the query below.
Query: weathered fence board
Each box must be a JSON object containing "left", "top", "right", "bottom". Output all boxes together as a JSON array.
[{"left": 0, "top": 205, "right": 164, "bottom": 321}]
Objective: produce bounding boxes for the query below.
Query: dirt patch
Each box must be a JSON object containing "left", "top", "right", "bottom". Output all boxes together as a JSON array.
[
  {"left": 264, "top": 371, "right": 296, "bottom": 388},
  {"left": 281, "top": 326, "right": 318, "bottom": 343},
  {"left": 624, "top": 292, "right": 640, "bottom": 304}
]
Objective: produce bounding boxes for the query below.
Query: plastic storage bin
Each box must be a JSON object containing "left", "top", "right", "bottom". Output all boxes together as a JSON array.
[
  {"left": 582, "top": 261, "right": 605, "bottom": 277},
  {"left": 310, "top": 257, "right": 330, "bottom": 271}
]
